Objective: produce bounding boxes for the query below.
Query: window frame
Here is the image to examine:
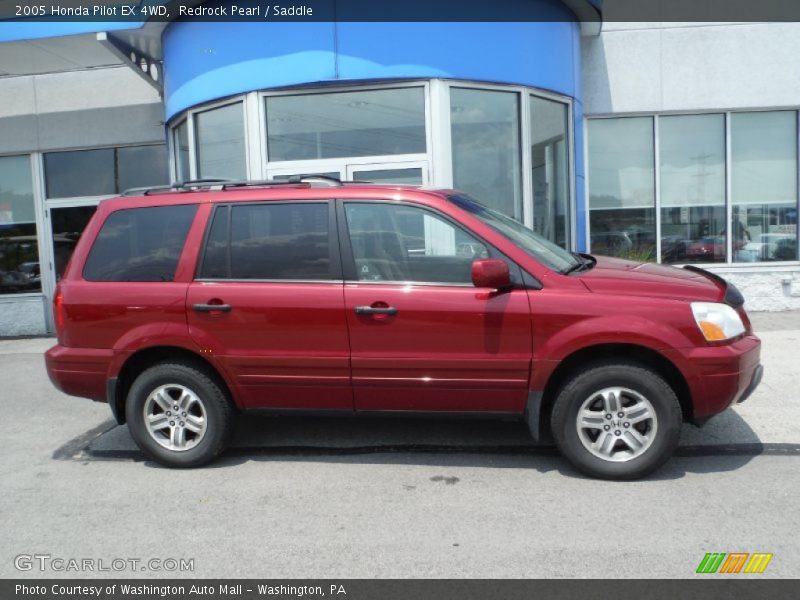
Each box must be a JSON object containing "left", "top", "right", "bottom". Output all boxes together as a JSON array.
[{"left": 195, "top": 200, "right": 343, "bottom": 283}]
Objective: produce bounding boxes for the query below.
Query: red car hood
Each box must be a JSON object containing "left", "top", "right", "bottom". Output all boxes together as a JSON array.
[{"left": 577, "top": 256, "right": 724, "bottom": 302}]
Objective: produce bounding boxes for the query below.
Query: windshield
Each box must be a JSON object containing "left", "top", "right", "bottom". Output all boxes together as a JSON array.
[{"left": 448, "top": 193, "right": 581, "bottom": 273}]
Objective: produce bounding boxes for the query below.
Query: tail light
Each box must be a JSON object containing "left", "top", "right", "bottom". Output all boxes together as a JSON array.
[{"left": 53, "top": 286, "right": 65, "bottom": 342}]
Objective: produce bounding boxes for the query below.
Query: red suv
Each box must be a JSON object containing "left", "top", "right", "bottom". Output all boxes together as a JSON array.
[{"left": 45, "top": 178, "right": 762, "bottom": 479}]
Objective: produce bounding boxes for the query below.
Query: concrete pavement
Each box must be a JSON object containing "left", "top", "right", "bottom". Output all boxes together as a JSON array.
[{"left": 0, "top": 312, "right": 798, "bottom": 578}]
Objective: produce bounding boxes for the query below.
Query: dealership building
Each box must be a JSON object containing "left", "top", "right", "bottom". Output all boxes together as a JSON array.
[{"left": 1, "top": 1, "right": 799, "bottom": 335}]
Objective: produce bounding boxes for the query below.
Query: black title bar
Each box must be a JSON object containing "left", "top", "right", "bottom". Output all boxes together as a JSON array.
[{"left": 4, "top": 0, "right": 800, "bottom": 23}]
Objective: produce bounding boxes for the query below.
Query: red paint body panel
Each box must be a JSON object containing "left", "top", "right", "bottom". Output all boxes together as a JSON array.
[
  {"left": 44, "top": 183, "right": 762, "bottom": 429},
  {"left": 344, "top": 284, "right": 532, "bottom": 411},
  {"left": 186, "top": 281, "right": 352, "bottom": 410}
]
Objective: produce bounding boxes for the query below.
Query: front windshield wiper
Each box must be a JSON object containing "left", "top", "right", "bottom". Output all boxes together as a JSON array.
[{"left": 561, "top": 253, "right": 594, "bottom": 275}]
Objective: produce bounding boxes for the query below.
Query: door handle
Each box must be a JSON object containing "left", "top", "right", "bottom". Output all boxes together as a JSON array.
[
  {"left": 192, "top": 303, "right": 232, "bottom": 313},
  {"left": 354, "top": 305, "right": 398, "bottom": 316}
]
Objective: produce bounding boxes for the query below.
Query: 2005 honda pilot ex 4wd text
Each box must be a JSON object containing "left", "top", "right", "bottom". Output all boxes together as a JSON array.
[{"left": 45, "top": 177, "right": 763, "bottom": 480}]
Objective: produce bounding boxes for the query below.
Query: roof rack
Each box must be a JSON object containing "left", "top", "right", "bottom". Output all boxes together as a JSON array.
[{"left": 121, "top": 175, "right": 346, "bottom": 196}]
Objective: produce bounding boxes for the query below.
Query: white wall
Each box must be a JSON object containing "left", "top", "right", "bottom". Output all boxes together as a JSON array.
[{"left": 582, "top": 22, "right": 800, "bottom": 115}]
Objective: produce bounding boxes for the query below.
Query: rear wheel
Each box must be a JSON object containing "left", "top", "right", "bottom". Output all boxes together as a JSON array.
[
  {"left": 550, "top": 362, "right": 682, "bottom": 480},
  {"left": 125, "top": 362, "right": 236, "bottom": 468}
]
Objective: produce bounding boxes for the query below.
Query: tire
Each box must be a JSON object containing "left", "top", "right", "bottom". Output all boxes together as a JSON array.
[
  {"left": 125, "top": 362, "right": 236, "bottom": 468},
  {"left": 550, "top": 361, "right": 682, "bottom": 480}
]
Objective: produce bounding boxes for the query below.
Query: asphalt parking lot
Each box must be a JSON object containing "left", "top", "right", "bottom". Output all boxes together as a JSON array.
[{"left": 1, "top": 312, "right": 799, "bottom": 579}]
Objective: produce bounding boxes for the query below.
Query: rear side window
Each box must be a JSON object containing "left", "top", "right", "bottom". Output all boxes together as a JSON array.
[
  {"left": 199, "top": 202, "right": 333, "bottom": 280},
  {"left": 83, "top": 205, "right": 197, "bottom": 282}
]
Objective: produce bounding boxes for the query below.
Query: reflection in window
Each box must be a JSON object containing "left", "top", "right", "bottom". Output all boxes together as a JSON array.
[
  {"left": 45, "top": 149, "right": 115, "bottom": 198},
  {"left": 588, "top": 117, "right": 656, "bottom": 261},
  {"left": 118, "top": 145, "right": 169, "bottom": 193},
  {"left": 174, "top": 120, "right": 191, "bottom": 182},
  {"left": 345, "top": 203, "right": 486, "bottom": 284},
  {"left": 350, "top": 168, "right": 423, "bottom": 185},
  {"left": 450, "top": 88, "right": 522, "bottom": 219},
  {"left": 83, "top": 205, "right": 197, "bottom": 282},
  {"left": 0, "top": 155, "right": 39, "bottom": 294},
  {"left": 530, "top": 96, "right": 569, "bottom": 247},
  {"left": 731, "top": 111, "right": 798, "bottom": 262},
  {"left": 221, "top": 203, "right": 332, "bottom": 280},
  {"left": 44, "top": 146, "right": 168, "bottom": 198},
  {"left": 659, "top": 114, "right": 726, "bottom": 263},
  {"left": 266, "top": 88, "right": 426, "bottom": 161},
  {"left": 50, "top": 206, "right": 97, "bottom": 281},
  {"left": 195, "top": 103, "right": 246, "bottom": 181}
]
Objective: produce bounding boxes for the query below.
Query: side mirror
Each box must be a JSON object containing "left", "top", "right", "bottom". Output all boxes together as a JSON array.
[{"left": 471, "top": 259, "right": 511, "bottom": 290}]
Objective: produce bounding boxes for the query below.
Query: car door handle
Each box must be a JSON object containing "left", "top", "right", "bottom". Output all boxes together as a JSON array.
[
  {"left": 354, "top": 305, "right": 398, "bottom": 316},
  {"left": 192, "top": 303, "right": 232, "bottom": 313}
]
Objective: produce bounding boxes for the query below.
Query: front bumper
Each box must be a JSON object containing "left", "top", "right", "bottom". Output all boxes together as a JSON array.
[{"left": 666, "top": 333, "right": 762, "bottom": 421}]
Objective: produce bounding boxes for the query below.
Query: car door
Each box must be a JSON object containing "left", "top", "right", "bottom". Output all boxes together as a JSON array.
[
  {"left": 339, "top": 200, "right": 533, "bottom": 413},
  {"left": 186, "top": 200, "right": 353, "bottom": 410}
]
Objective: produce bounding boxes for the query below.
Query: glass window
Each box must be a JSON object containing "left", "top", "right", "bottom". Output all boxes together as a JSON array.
[
  {"left": 588, "top": 117, "right": 656, "bottom": 261},
  {"left": 195, "top": 102, "right": 246, "bottom": 181},
  {"left": 731, "top": 111, "right": 798, "bottom": 262},
  {"left": 83, "top": 205, "right": 197, "bottom": 282},
  {"left": 44, "top": 146, "right": 168, "bottom": 198},
  {"left": 266, "top": 88, "right": 426, "bottom": 162},
  {"left": 530, "top": 96, "right": 570, "bottom": 248},
  {"left": 225, "top": 203, "right": 331, "bottom": 280},
  {"left": 350, "top": 168, "right": 423, "bottom": 185},
  {"left": 659, "top": 114, "right": 726, "bottom": 263},
  {"left": 0, "top": 155, "right": 39, "bottom": 294},
  {"left": 45, "top": 149, "right": 115, "bottom": 198},
  {"left": 174, "top": 120, "right": 191, "bottom": 182},
  {"left": 118, "top": 145, "right": 169, "bottom": 193},
  {"left": 50, "top": 206, "right": 97, "bottom": 282},
  {"left": 450, "top": 88, "right": 522, "bottom": 219},
  {"left": 345, "top": 203, "right": 487, "bottom": 284}
]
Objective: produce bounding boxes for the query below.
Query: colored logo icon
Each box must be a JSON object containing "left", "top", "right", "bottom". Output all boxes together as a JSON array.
[{"left": 696, "top": 552, "right": 773, "bottom": 574}]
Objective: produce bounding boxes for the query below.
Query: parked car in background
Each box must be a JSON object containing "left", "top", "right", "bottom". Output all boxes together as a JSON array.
[
  {"left": 45, "top": 178, "right": 762, "bottom": 480},
  {"left": 686, "top": 236, "right": 726, "bottom": 262}
]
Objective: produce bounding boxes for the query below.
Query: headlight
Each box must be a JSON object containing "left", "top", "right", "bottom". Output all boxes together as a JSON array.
[{"left": 691, "top": 302, "right": 746, "bottom": 342}]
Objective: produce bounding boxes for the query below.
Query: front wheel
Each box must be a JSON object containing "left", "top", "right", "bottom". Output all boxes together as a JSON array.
[
  {"left": 125, "top": 362, "right": 236, "bottom": 468},
  {"left": 550, "top": 362, "right": 682, "bottom": 480}
]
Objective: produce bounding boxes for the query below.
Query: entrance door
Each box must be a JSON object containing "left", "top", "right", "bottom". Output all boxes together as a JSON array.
[{"left": 339, "top": 200, "right": 532, "bottom": 413}]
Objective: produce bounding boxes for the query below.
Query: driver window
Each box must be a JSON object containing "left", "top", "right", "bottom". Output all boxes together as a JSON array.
[{"left": 344, "top": 203, "right": 488, "bottom": 283}]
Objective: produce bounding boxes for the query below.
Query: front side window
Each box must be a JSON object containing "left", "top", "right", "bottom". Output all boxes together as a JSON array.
[
  {"left": 83, "top": 205, "right": 197, "bottom": 282},
  {"left": 345, "top": 202, "right": 487, "bottom": 284},
  {"left": 200, "top": 203, "right": 332, "bottom": 280},
  {"left": 588, "top": 117, "right": 656, "bottom": 261},
  {"left": 0, "top": 155, "right": 39, "bottom": 294},
  {"left": 266, "top": 88, "right": 426, "bottom": 162}
]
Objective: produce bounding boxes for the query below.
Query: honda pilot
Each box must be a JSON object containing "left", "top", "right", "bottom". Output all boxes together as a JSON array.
[{"left": 45, "top": 177, "right": 763, "bottom": 479}]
